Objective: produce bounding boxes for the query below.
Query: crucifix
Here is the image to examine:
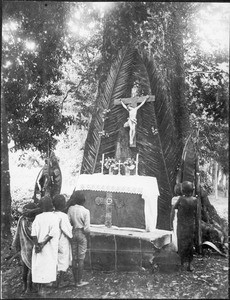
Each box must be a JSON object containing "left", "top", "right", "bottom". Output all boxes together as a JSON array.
[{"left": 114, "top": 95, "right": 155, "bottom": 147}]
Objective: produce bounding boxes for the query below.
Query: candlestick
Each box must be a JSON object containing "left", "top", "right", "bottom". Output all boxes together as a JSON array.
[
  {"left": 118, "top": 160, "right": 121, "bottom": 175},
  {"left": 136, "top": 153, "right": 139, "bottom": 175},
  {"left": 101, "top": 153, "right": 104, "bottom": 174}
]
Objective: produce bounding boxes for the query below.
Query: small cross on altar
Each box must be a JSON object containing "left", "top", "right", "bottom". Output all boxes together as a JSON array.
[
  {"left": 114, "top": 95, "right": 155, "bottom": 147},
  {"left": 117, "top": 160, "right": 122, "bottom": 175},
  {"left": 101, "top": 153, "right": 139, "bottom": 175}
]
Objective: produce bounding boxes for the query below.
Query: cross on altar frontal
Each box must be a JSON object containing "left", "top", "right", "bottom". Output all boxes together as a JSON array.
[
  {"left": 95, "top": 192, "right": 115, "bottom": 228},
  {"left": 114, "top": 95, "right": 155, "bottom": 147}
]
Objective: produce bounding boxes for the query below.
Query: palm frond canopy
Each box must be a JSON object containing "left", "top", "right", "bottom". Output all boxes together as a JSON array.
[{"left": 81, "top": 45, "right": 190, "bottom": 230}]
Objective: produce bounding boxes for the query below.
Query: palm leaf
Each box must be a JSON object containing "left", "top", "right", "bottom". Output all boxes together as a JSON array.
[
  {"left": 81, "top": 45, "right": 185, "bottom": 230},
  {"left": 136, "top": 51, "right": 183, "bottom": 229},
  {"left": 177, "top": 130, "right": 199, "bottom": 193},
  {"left": 81, "top": 45, "right": 135, "bottom": 174}
]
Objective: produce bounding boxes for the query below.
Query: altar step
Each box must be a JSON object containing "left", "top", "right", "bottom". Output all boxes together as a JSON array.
[{"left": 84, "top": 225, "right": 172, "bottom": 271}]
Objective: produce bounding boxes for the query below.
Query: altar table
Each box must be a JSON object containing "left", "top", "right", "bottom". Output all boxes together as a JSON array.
[
  {"left": 75, "top": 174, "right": 160, "bottom": 232},
  {"left": 74, "top": 174, "right": 172, "bottom": 271}
]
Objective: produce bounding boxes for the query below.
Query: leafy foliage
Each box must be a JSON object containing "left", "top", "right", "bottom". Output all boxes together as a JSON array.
[
  {"left": 81, "top": 3, "right": 197, "bottom": 229},
  {"left": 2, "top": 2, "right": 74, "bottom": 152},
  {"left": 183, "top": 3, "right": 229, "bottom": 173},
  {"left": 184, "top": 52, "right": 229, "bottom": 173},
  {"left": 2, "top": 2, "right": 229, "bottom": 236},
  {"left": 97, "top": 2, "right": 229, "bottom": 179},
  {"left": 58, "top": 3, "right": 104, "bottom": 126}
]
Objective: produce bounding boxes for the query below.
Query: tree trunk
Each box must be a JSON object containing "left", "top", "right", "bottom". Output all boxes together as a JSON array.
[
  {"left": 200, "top": 187, "right": 228, "bottom": 252},
  {"left": 212, "top": 159, "right": 218, "bottom": 199},
  {"left": 218, "top": 168, "right": 225, "bottom": 193},
  {"left": 1, "top": 88, "right": 12, "bottom": 239},
  {"left": 224, "top": 174, "right": 228, "bottom": 197}
]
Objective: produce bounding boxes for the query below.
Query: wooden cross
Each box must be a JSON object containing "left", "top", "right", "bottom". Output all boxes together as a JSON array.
[
  {"left": 114, "top": 95, "right": 155, "bottom": 147},
  {"left": 117, "top": 160, "right": 123, "bottom": 175},
  {"left": 105, "top": 192, "right": 113, "bottom": 228}
]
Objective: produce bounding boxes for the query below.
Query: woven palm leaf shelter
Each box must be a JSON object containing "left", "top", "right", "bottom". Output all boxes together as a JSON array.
[
  {"left": 78, "top": 46, "right": 228, "bottom": 270},
  {"left": 80, "top": 45, "right": 190, "bottom": 230},
  {"left": 72, "top": 45, "right": 200, "bottom": 270}
]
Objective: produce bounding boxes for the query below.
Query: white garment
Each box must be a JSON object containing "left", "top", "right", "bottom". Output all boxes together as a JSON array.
[
  {"left": 54, "top": 211, "right": 73, "bottom": 271},
  {"left": 31, "top": 212, "right": 59, "bottom": 283},
  {"left": 171, "top": 196, "right": 180, "bottom": 251}
]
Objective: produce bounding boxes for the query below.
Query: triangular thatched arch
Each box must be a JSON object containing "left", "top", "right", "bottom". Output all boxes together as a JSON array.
[{"left": 81, "top": 45, "right": 190, "bottom": 230}]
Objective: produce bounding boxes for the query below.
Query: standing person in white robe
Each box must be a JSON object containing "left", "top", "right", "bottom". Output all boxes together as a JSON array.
[
  {"left": 170, "top": 183, "right": 182, "bottom": 251},
  {"left": 31, "top": 196, "right": 59, "bottom": 295},
  {"left": 53, "top": 194, "right": 73, "bottom": 287}
]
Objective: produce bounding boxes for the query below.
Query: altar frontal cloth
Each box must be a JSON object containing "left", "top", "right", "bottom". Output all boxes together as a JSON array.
[{"left": 75, "top": 174, "right": 159, "bottom": 232}]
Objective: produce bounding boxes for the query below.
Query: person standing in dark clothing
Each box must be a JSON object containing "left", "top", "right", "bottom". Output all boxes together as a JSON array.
[
  {"left": 170, "top": 183, "right": 182, "bottom": 251},
  {"left": 173, "top": 181, "right": 197, "bottom": 271},
  {"left": 67, "top": 191, "right": 90, "bottom": 287},
  {"left": 49, "top": 151, "right": 62, "bottom": 198},
  {"left": 11, "top": 203, "right": 40, "bottom": 294}
]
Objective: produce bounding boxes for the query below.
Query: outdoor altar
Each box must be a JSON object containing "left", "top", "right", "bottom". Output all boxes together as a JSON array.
[
  {"left": 75, "top": 173, "right": 159, "bottom": 231},
  {"left": 75, "top": 155, "right": 172, "bottom": 271}
]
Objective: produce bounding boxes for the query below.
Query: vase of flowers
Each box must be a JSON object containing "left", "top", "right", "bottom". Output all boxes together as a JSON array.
[
  {"left": 104, "top": 157, "right": 118, "bottom": 175},
  {"left": 123, "top": 157, "right": 136, "bottom": 175},
  {"left": 125, "top": 167, "right": 131, "bottom": 175}
]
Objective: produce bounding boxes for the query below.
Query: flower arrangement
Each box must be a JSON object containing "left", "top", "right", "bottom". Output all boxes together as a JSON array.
[
  {"left": 104, "top": 157, "right": 118, "bottom": 170},
  {"left": 123, "top": 157, "right": 136, "bottom": 170}
]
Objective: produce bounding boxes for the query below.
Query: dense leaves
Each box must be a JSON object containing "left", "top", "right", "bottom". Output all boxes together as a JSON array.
[
  {"left": 2, "top": 2, "right": 74, "bottom": 152},
  {"left": 1, "top": 1, "right": 229, "bottom": 236},
  {"left": 183, "top": 3, "right": 229, "bottom": 173},
  {"left": 185, "top": 55, "right": 229, "bottom": 173},
  {"left": 2, "top": 1, "right": 228, "bottom": 168}
]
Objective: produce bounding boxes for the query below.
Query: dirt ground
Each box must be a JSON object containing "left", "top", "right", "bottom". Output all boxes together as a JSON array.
[
  {"left": 1, "top": 191, "right": 228, "bottom": 299},
  {"left": 1, "top": 252, "right": 228, "bottom": 299}
]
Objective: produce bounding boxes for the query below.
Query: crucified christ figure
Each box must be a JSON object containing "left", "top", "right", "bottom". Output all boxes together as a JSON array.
[{"left": 121, "top": 97, "right": 148, "bottom": 145}]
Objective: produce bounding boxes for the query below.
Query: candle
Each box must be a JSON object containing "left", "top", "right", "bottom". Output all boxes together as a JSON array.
[
  {"left": 101, "top": 153, "right": 104, "bottom": 174},
  {"left": 136, "top": 153, "right": 139, "bottom": 175}
]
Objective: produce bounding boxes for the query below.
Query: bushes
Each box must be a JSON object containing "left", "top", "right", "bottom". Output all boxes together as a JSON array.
[{"left": 9, "top": 126, "right": 88, "bottom": 232}]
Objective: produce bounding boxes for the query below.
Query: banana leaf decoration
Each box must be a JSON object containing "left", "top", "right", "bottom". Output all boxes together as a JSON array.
[
  {"left": 177, "top": 134, "right": 196, "bottom": 183},
  {"left": 202, "top": 241, "right": 227, "bottom": 257},
  {"left": 81, "top": 45, "right": 189, "bottom": 230},
  {"left": 176, "top": 129, "right": 200, "bottom": 194}
]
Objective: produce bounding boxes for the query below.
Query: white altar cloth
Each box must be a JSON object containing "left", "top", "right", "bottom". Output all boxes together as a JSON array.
[{"left": 75, "top": 174, "right": 160, "bottom": 232}]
